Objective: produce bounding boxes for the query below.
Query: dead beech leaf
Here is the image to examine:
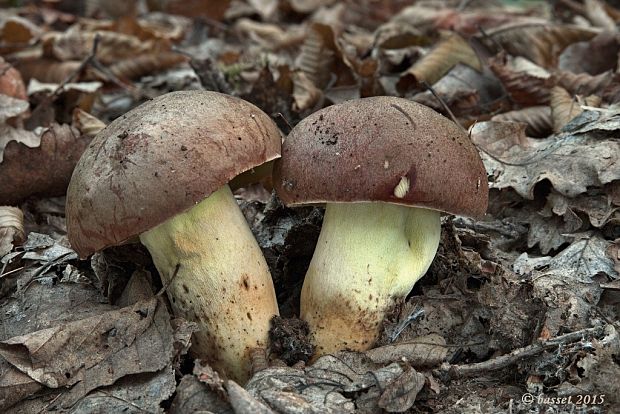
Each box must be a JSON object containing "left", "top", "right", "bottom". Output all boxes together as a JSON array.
[
  {"left": 0, "top": 297, "right": 174, "bottom": 409},
  {"left": 472, "top": 124, "right": 620, "bottom": 199},
  {"left": 491, "top": 106, "right": 553, "bottom": 138},
  {"left": 555, "top": 70, "right": 614, "bottom": 97},
  {"left": 15, "top": 59, "right": 82, "bottom": 84},
  {"left": 470, "top": 121, "right": 530, "bottom": 157},
  {"left": 481, "top": 24, "right": 598, "bottom": 69},
  {"left": 43, "top": 27, "right": 155, "bottom": 65},
  {"left": 170, "top": 375, "right": 233, "bottom": 414},
  {"left": 0, "top": 126, "right": 40, "bottom": 163},
  {"left": 365, "top": 333, "right": 447, "bottom": 367},
  {"left": 109, "top": 52, "right": 187, "bottom": 80},
  {"left": 234, "top": 18, "right": 305, "bottom": 50},
  {"left": 559, "top": 32, "right": 620, "bottom": 76},
  {"left": 0, "top": 58, "right": 26, "bottom": 100},
  {"left": 0, "top": 123, "right": 91, "bottom": 205},
  {"left": 489, "top": 55, "right": 553, "bottom": 106},
  {"left": 0, "top": 17, "right": 41, "bottom": 53},
  {"left": 373, "top": 20, "right": 428, "bottom": 50},
  {"left": 0, "top": 94, "right": 29, "bottom": 124},
  {"left": 550, "top": 86, "right": 601, "bottom": 132},
  {"left": 397, "top": 32, "right": 482, "bottom": 93},
  {"left": 0, "top": 207, "right": 24, "bottom": 257},
  {"left": 147, "top": 0, "right": 231, "bottom": 21},
  {"left": 412, "top": 63, "right": 505, "bottom": 119},
  {"left": 227, "top": 380, "right": 274, "bottom": 414},
  {"left": 292, "top": 71, "right": 323, "bottom": 112},
  {"left": 377, "top": 367, "right": 425, "bottom": 413},
  {"left": 289, "top": 0, "right": 335, "bottom": 14},
  {"left": 296, "top": 23, "right": 336, "bottom": 89},
  {"left": 72, "top": 108, "right": 106, "bottom": 137},
  {"left": 584, "top": 0, "right": 616, "bottom": 31}
]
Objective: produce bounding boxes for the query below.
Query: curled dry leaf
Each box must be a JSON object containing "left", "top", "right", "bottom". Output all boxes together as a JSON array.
[
  {"left": 584, "top": 0, "right": 616, "bottom": 31},
  {"left": 0, "top": 58, "right": 26, "bottom": 100},
  {"left": 559, "top": 31, "right": 620, "bottom": 76},
  {"left": 146, "top": 0, "right": 231, "bottom": 21},
  {"left": 488, "top": 55, "right": 553, "bottom": 106},
  {"left": 365, "top": 333, "right": 448, "bottom": 367},
  {"left": 292, "top": 71, "right": 323, "bottom": 112},
  {"left": 0, "top": 16, "right": 42, "bottom": 54},
  {"left": 555, "top": 70, "right": 615, "bottom": 98},
  {"left": 72, "top": 108, "right": 106, "bottom": 137},
  {"left": 471, "top": 120, "right": 620, "bottom": 199},
  {"left": 411, "top": 63, "right": 506, "bottom": 120},
  {"left": 491, "top": 106, "right": 553, "bottom": 138},
  {"left": 296, "top": 23, "right": 336, "bottom": 89},
  {"left": 169, "top": 375, "right": 233, "bottom": 414},
  {"left": 15, "top": 59, "right": 82, "bottom": 84},
  {"left": 289, "top": 0, "right": 336, "bottom": 14},
  {"left": 0, "top": 123, "right": 91, "bottom": 205},
  {"left": 550, "top": 86, "right": 601, "bottom": 132},
  {"left": 108, "top": 52, "right": 188, "bottom": 80},
  {"left": 480, "top": 23, "right": 598, "bottom": 69},
  {"left": 43, "top": 27, "right": 156, "bottom": 65},
  {"left": 226, "top": 380, "right": 274, "bottom": 414},
  {"left": 235, "top": 18, "right": 305, "bottom": 51},
  {"left": 377, "top": 367, "right": 425, "bottom": 413},
  {"left": 0, "top": 206, "right": 24, "bottom": 257},
  {"left": 373, "top": 20, "right": 428, "bottom": 50},
  {"left": 397, "top": 32, "right": 481, "bottom": 94},
  {"left": 0, "top": 297, "right": 174, "bottom": 410}
]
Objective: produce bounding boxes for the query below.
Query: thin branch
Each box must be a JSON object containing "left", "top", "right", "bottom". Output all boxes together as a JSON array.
[{"left": 436, "top": 325, "right": 606, "bottom": 381}]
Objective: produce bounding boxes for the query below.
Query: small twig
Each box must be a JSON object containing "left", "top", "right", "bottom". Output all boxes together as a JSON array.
[
  {"left": 156, "top": 263, "right": 181, "bottom": 296},
  {"left": 436, "top": 325, "right": 606, "bottom": 381},
  {"left": 88, "top": 58, "right": 141, "bottom": 96},
  {"left": 0, "top": 265, "right": 24, "bottom": 278},
  {"left": 388, "top": 305, "right": 425, "bottom": 343},
  {"left": 52, "top": 33, "right": 101, "bottom": 97},
  {"left": 274, "top": 112, "right": 293, "bottom": 133},
  {"left": 420, "top": 81, "right": 466, "bottom": 134}
]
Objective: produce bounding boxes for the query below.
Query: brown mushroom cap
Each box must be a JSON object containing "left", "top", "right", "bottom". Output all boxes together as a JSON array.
[
  {"left": 66, "top": 91, "right": 282, "bottom": 258},
  {"left": 273, "top": 96, "right": 488, "bottom": 217}
]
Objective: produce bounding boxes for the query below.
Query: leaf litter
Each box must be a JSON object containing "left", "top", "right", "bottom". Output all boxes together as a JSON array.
[{"left": 1, "top": 0, "right": 620, "bottom": 413}]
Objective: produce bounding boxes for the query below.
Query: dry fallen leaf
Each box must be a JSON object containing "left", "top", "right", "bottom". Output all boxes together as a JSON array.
[
  {"left": 0, "top": 123, "right": 91, "bottom": 205},
  {"left": 491, "top": 106, "right": 553, "bottom": 138},
  {"left": 550, "top": 86, "right": 601, "bottom": 132},
  {"left": 472, "top": 120, "right": 620, "bottom": 199},
  {"left": 397, "top": 32, "right": 482, "bottom": 93},
  {"left": 377, "top": 366, "right": 425, "bottom": 413},
  {"left": 488, "top": 54, "right": 553, "bottom": 106},
  {"left": 109, "top": 52, "right": 188, "bottom": 80},
  {"left": 365, "top": 334, "right": 448, "bottom": 367},
  {"left": 0, "top": 207, "right": 24, "bottom": 257},
  {"left": 0, "top": 58, "right": 26, "bottom": 100},
  {"left": 480, "top": 23, "right": 598, "bottom": 69}
]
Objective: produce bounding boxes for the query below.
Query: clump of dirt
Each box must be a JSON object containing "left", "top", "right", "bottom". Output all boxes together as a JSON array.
[{"left": 269, "top": 315, "right": 314, "bottom": 365}]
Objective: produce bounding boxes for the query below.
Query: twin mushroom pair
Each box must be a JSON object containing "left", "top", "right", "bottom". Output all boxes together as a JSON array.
[{"left": 66, "top": 91, "right": 488, "bottom": 383}]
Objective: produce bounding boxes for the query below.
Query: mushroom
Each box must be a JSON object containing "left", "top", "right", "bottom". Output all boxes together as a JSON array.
[
  {"left": 66, "top": 91, "right": 282, "bottom": 382},
  {"left": 273, "top": 96, "right": 488, "bottom": 356}
]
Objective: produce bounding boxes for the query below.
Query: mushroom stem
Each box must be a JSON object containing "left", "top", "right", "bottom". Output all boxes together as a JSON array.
[
  {"left": 300, "top": 202, "right": 440, "bottom": 356},
  {"left": 139, "top": 184, "right": 278, "bottom": 383}
]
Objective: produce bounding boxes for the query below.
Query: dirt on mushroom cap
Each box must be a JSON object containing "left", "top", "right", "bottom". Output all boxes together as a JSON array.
[
  {"left": 273, "top": 96, "right": 488, "bottom": 218},
  {"left": 66, "top": 90, "right": 282, "bottom": 258}
]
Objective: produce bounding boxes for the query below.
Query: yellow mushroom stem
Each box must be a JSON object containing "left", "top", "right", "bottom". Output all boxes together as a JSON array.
[
  {"left": 300, "top": 202, "right": 440, "bottom": 356},
  {"left": 139, "top": 184, "right": 278, "bottom": 383}
]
